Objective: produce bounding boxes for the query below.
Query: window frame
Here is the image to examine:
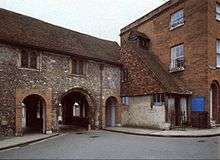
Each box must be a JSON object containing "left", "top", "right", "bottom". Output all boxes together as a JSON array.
[
  {"left": 121, "top": 96, "right": 129, "bottom": 106},
  {"left": 19, "top": 49, "right": 40, "bottom": 70},
  {"left": 216, "top": 3, "right": 220, "bottom": 21},
  {"left": 216, "top": 40, "right": 220, "bottom": 68},
  {"left": 170, "top": 9, "right": 184, "bottom": 30},
  {"left": 153, "top": 94, "right": 165, "bottom": 106},
  {"left": 170, "top": 44, "right": 185, "bottom": 72},
  {"left": 70, "top": 58, "right": 87, "bottom": 76},
  {"left": 121, "top": 68, "right": 128, "bottom": 82}
]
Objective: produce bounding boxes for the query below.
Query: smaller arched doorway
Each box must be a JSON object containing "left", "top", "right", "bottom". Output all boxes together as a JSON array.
[
  {"left": 210, "top": 81, "right": 220, "bottom": 124},
  {"left": 61, "top": 90, "right": 91, "bottom": 130},
  {"left": 105, "top": 97, "right": 118, "bottom": 127},
  {"left": 21, "top": 94, "right": 46, "bottom": 134}
]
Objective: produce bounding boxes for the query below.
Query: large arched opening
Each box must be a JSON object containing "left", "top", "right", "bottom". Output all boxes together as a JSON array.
[
  {"left": 21, "top": 94, "right": 46, "bottom": 134},
  {"left": 105, "top": 97, "right": 118, "bottom": 127},
  {"left": 60, "top": 89, "right": 95, "bottom": 131},
  {"left": 210, "top": 80, "right": 220, "bottom": 124}
]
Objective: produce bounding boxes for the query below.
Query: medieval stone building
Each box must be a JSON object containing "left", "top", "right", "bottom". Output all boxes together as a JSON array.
[
  {"left": 2, "top": 0, "right": 220, "bottom": 136},
  {"left": 0, "top": 9, "right": 122, "bottom": 136},
  {"left": 120, "top": 0, "right": 220, "bottom": 129}
]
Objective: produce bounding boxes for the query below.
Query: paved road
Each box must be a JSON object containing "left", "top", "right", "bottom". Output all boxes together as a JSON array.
[{"left": 0, "top": 131, "right": 220, "bottom": 159}]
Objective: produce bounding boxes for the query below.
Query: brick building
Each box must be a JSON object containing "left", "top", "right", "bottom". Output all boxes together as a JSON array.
[
  {"left": 0, "top": 9, "right": 122, "bottom": 136},
  {"left": 120, "top": 0, "right": 220, "bottom": 129},
  {"left": 2, "top": 0, "right": 220, "bottom": 136}
]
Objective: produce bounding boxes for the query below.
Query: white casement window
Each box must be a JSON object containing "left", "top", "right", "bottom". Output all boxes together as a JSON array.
[
  {"left": 153, "top": 94, "right": 165, "bottom": 106},
  {"left": 122, "top": 97, "right": 129, "bottom": 106},
  {"left": 216, "top": 40, "right": 220, "bottom": 67},
  {"left": 170, "top": 44, "right": 184, "bottom": 70},
  {"left": 216, "top": 4, "right": 220, "bottom": 21},
  {"left": 170, "top": 10, "right": 184, "bottom": 29}
]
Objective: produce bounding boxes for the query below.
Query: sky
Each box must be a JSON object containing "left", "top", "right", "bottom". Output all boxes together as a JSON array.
[{"left": 0, "top": 0, "right": 168, "bottom": 43}]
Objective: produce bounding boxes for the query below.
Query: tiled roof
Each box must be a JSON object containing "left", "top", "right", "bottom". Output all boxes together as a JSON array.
[
  {"left": 0, "top": 9, "right": 120, "bottom": 64},
  {"left": 124, "top": 42, "right": 191, "bottom": 94}
]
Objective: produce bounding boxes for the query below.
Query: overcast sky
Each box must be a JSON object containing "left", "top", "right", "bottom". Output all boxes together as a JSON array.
[{"left": 0, "top": 0, "right": 168, "bottom": 43}]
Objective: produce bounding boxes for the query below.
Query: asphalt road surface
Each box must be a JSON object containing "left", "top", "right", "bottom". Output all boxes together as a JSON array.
[{"left": 0, "top": 131, "right": 220, "bottom": 159}]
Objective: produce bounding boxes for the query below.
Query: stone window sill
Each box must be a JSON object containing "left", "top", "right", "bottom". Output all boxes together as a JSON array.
[
  {"left": 68, "top": 73, "right": 87, "bottom": 78},
  {"left": 19, "top": 67, "right": 40, "bottom": 72},
  {"left": 170, "top": 23, "right": 184, "bottom": 31},
  {"left": 169, "top": 67, "right": 185, "bottom": 73}
]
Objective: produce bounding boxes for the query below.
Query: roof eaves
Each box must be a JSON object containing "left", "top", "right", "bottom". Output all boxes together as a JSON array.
[{"left": 120, "top": 0, "right": 185, "bottom": 35}]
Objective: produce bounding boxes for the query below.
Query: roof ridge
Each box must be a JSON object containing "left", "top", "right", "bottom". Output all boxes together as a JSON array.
[
  {"left": 0, "top": 8, "right": 117, "bottom": 44},
  {"left": 0, "top": 8, "right": 120, "bottom": 64}
]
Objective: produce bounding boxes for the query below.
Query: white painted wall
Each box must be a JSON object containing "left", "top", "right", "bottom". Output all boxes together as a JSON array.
[
  {"left": 121, "top": 96, "right": 169, "bottom": 130},
  {"left": 180, "top": 98, "right": 187, "bottom": 120}
]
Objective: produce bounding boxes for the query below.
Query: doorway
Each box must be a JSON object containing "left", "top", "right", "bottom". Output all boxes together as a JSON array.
[
  {"left": 61, "top": 91, "right": 90, "bottom": 130},
  {"left": 22, "top": 94, "right": 45, "bottom": 134},
  {"left": 105, "top": 97, "right": 118, "bottom": 127},
  {"left": 210, "top": 81, "right": 220, "bottom": 124}
]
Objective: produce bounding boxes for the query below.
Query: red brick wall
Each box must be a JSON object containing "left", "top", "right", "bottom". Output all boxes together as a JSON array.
[
  {"left": 207, "top": 0, "right": 220, "bottom": 111},
  {"left": 120, "top": 0, "right": 210, "bottom": 105}
]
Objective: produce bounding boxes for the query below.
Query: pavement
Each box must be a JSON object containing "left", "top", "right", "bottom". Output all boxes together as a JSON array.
[
  {"left": 104, "top": 126, "right": 220, "bottom": 137},
  {"left": 0, "top": 126, "right": 220, "bottom": 152},
  {"left": 0, "top": 133, "right": 59, "bottom": 151},
  {"left": 0, "top": 131, "right": 220, "bottom": 159}
]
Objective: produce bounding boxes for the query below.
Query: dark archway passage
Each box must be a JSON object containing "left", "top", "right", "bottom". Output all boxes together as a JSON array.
[
  {"left": 22, "top": 94, "right": 45, "bottom": 134},
  {"left": 211, "top": 81, "right": 220, "bottom": 124},
  {"left": 105, "top": 97, "right": 118, "bottom": 127},
  {"left": 61, "top": 91, "right": 90, "bottom": 129}
]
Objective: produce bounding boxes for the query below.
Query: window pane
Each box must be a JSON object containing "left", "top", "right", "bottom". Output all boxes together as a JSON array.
[
  {"left": 21, "top": 50, "right": 29, "bottom": 68},
  {"left": 171, "top": 45, "right": 184, "bottom": 69},
  {"left": 171, "top": 10, "right": 184, "bottom": 28},
  {"left": 180, "top": 45, "right": 184, "bottom": 56},
  {"left": 126, "top": 97, "right": 129, "bottom": 105},
  {"left": 78, "top": 61, "right": 84, "bottom": 75},
  {"left": 217, "top": 4, "right": 220, "bottom": 13},
  {"left": 122, "top": 97, "right": 129, "bottom": 105},
  {"left": 217, "top": 40, "right": 220, "bottom": 53},
  {"left": 122, "top": 69, "right": 128, "bottom": 82},
  {"left": 121, "top": 97, "right": 124, "bottom": 104},
  {"left": 216, "top": 5, "right": 220, "bottom": 20},
  {"left": 217, "top": 14, "right": 220, "bottom": 21},
  {"left": 30, "top": 52, "right": 38, "bottom": 69},
  {"left": 217, "top": 54, "right": 220, "bottom": 67},
  {"left": 72, "top": 59, "right": 77, "bottom": 74}
]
